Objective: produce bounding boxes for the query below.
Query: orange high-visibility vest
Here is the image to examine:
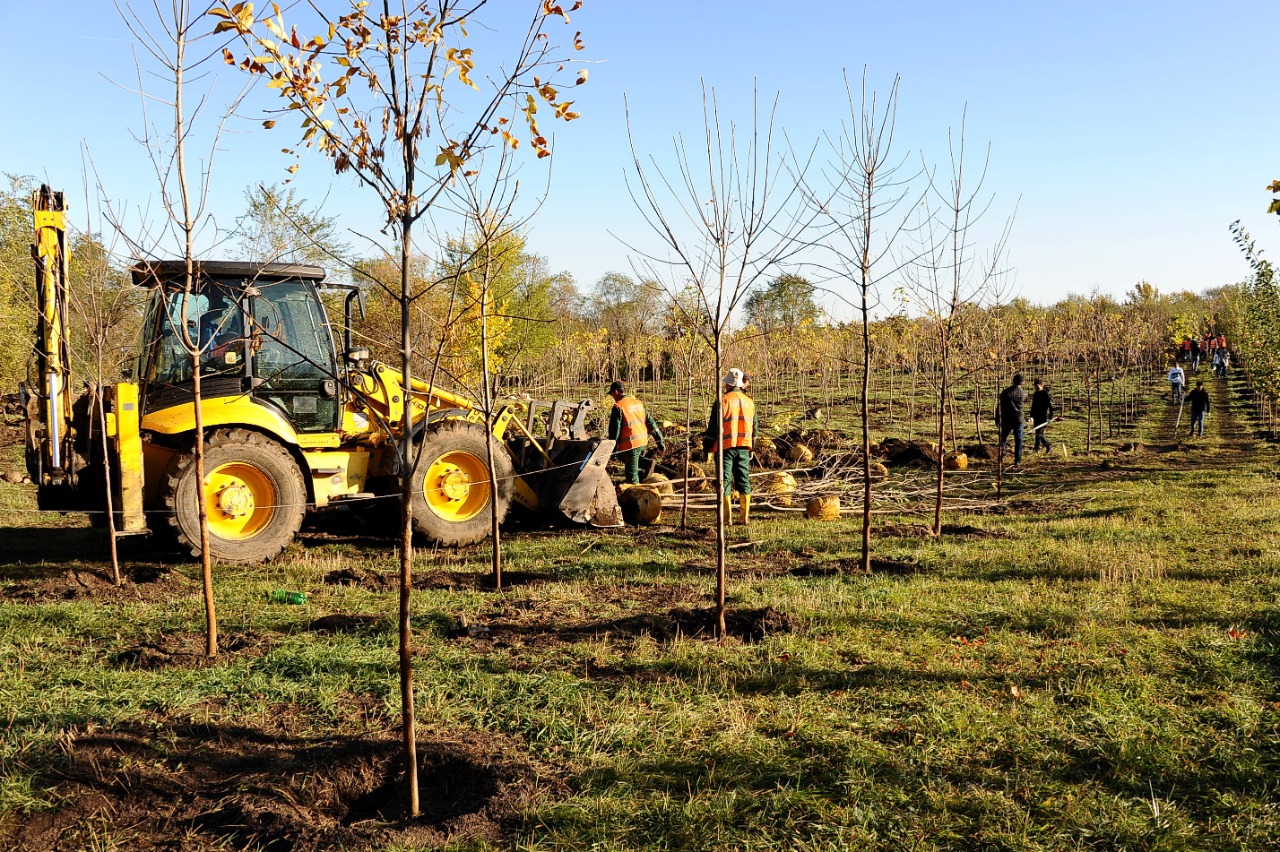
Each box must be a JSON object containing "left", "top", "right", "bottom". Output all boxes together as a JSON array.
[
  {"left": 614, "top": 396, "right": 649, "bottom": 451},
  {"left": 720, "top": 391, "right": 755, "bottom": 449}
]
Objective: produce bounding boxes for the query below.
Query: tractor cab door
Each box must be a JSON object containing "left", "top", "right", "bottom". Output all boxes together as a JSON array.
[{"left": 249, "top": 278, "right": 341, "bottom": 433}]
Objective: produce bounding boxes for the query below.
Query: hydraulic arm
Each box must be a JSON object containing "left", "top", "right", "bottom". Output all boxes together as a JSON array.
[{"left": 27, "top": 185, "right": 76, "bottom": 495}]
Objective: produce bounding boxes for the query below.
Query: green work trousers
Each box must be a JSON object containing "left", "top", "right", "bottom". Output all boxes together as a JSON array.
[
  {"left": 719, "top": 447, "right": 752, "bottom": 495},
  {"left": 621, "top": 447, "right": 644, "bottom": 484}
]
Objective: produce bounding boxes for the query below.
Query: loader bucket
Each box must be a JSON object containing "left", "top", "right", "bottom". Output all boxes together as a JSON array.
[{"left": 534, "top": 439, "right": 623, "bottom": 528}]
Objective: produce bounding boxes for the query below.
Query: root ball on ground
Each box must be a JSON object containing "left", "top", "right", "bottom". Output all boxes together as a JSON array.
[
  {"left": 805, "top": 495, "right": 841, "bottom": 520},
  {"left": 619, "top": 486, "right": 662, "bottom": 525}
]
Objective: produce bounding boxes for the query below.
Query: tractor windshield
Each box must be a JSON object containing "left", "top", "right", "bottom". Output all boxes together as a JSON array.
[
  {"left": 145, "top": 284, "right": 243, "bottom": 387},
  {"left": 138, "top": 273, "right": 340, "bottom": 431}
]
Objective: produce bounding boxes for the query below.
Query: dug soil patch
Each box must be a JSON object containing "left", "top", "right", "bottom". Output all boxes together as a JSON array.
[
  {"left": 790, "top": 556, "right": 921, "bottom": 576},
  {"left": 1, "top": 563, "right": 195, "bottom": 604},
  {"left": 109, "top": 629, "right": 273, "bottom": 670},
  {"left": 324, "top": 565, "right": 552, "bottom": 592},
  {"left": 560, "top": 605, "right": 796, "bottom": 644},
  {"left": 5, "top": 715, "right": 562, "bottom": 852}
]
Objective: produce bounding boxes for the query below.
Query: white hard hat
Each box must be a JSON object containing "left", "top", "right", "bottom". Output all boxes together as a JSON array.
[{"left": 723, "top": 368, "right": 745, "bottom": 388}]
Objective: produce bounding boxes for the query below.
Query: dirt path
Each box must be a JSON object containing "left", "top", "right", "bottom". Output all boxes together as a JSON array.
[{"left": 1153, "top": 366, "right": 1260, "bottom": 461}]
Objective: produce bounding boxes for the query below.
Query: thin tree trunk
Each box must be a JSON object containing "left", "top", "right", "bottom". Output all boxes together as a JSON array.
[
  {"left": 173, "top": 41, "right": 216, "bottom": 659},
  {"left": 713, "top": 338, "right": 727, "bottom": 640},
  {"left": 482, "top": 279, "right": 502, "bottom": 591},
  {"left": 397, "top": 221, "right": 420, "bottom": 817},
  {"left": 95, "top": 380, "right": 122, "bottom": 586}
]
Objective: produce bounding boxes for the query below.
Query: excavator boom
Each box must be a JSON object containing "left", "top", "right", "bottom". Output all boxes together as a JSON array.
[{"left": 25, "top": 185, "right": 77, "bottom": 497}]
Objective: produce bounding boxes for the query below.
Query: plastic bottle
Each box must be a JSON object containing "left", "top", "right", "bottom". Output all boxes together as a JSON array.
[{"left": 268, "top": 590, "right": 308, "bottom": 605}]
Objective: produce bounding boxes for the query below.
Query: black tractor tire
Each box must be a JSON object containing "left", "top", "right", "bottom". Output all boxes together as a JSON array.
[
  {"left": 410, "top": 419, "right": 515, "bottom": 546},
  {"left": 160, "top": 428, "right": 307, "bottom": 564}
]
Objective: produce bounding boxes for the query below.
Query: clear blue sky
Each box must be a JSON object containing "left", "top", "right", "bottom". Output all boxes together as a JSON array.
[{"left": 4, "top": 1, "right": 1278, "bottom": 316}]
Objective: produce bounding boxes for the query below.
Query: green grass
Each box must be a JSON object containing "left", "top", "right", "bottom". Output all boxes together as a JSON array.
[{"left": 2, "top": 370, "right": 1279, "bottom": 850}]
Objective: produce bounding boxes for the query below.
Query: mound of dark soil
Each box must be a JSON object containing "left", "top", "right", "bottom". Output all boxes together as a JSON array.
[
  {"left": 878, "top": 437, "right": 941, "bottom": 468},
  {"left": 965, "top": 443, "right": 998, "bottom": 461},
  {"left": 4, "top": 715, "right": 563, "bottom": 852}
]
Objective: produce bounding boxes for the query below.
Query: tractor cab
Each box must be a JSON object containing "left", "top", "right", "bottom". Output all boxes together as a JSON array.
[{"left": 131, "top": 261, "right": 341, "bottom": 434}]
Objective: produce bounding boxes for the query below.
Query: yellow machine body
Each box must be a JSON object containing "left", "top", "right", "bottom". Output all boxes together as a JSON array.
[{"left": 23, "top": 187, "right": 621, "bottom": 563}]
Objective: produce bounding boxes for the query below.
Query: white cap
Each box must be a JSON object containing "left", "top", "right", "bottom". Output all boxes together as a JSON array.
[{"left": 723, "top": 368, "right": 745, "bottom": 388}]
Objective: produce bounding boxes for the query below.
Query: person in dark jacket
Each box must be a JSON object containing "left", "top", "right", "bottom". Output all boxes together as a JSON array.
[
  {"left": 607, "top": 381, "right": 665, "bottom": 484},
  {"left": 996, "top": 373, "right": 1027, "bottom": 466},
  {"left": 1186, "top": 381, "right": 1211, "bottom": 437},
  {"left": 1030, "top": 379, "right": 1054, "bottom": 454}
]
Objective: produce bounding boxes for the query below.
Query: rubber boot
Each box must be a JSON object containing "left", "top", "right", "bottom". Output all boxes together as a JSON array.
[
  {"left": 723, "top": 496, "right": 733, "bottom": 527},
  {"left": 739, "top": 493, "right": 751, "bottom": 526}
]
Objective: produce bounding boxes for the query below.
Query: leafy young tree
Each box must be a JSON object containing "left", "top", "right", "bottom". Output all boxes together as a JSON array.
[{"left": 217, "top": 0, "right": 587, "bottom": 814}]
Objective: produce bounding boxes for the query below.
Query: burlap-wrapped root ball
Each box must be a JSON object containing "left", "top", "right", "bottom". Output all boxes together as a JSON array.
[
  {"left": 805, "top": 495, "right": 841, "bottom": 520},
  {"left": 788, "top": 444, "right": 814, "bottom": 464},
  {"left": 943, "top": 452, "right": 968, "bottom": 471},
  {"left": 869, "top": 461, "right": 889, "bottom": 481},
  {"left": 619, "top": 486, "right": 662, "bottom": 525},
  {"left": 640, "top": 473, "right": 675, "bottom": 496},
  {"left": 759, "top": 471, "right": 798, "bottom": 507},
  {"left": 686, "top": 462, "right": 712, "bottom": 493},
  {"left": 754, "top": 436, "right": 776, "bottom": 453}
]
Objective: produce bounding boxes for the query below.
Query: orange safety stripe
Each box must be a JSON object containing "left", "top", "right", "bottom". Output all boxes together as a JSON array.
[
  {"left": 720, "top": 391, "right": 755, "bottom": 449},
  {"left": 614, "top": 396, "right": 649, "bottom": 451}
]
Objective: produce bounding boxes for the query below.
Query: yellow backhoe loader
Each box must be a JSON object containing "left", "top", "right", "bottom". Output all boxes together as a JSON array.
[{"left": 21, "top": 185, "right": 622, "bottom": 563}]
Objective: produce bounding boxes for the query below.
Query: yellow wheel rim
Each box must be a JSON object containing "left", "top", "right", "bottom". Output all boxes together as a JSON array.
[
  {"left": 203, "top": 462, "right": 277, "bottom": 540},
  {"left": 424, "top": 450, "right": 490, "bottom": 522}
]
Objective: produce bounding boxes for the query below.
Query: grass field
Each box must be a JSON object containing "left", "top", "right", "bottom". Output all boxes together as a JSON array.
[{"left": 2, "top": 367, "right": 1278, "bottom": 851}]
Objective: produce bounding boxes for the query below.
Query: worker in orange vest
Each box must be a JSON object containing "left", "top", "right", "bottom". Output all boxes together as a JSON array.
[
  {"left": 607, "top": 381, "right": 665, "bottom": 484},
  {"left": 703, "top": 368, "right": 758, "bottom": 525}
]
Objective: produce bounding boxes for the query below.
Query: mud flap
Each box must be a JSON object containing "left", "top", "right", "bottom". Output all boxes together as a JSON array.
[{"left": 556, "top": 439, "right": 623, "bottom": 527}]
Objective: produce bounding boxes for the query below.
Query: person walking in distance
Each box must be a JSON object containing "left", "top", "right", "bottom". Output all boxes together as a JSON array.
[
  {"left": 607, "top": 381, "right": 665, "bottom": 485},
  {"left": 703, "top": 368, "right": 757, "bottom": 525},
  {"left": 1030, "top": 378, "right": 1054, "bottom": 454},
  {"left": 1187, "top": 381, "right": 1211, "bottom": 437},
  {"left": 996, "top": 373, "right": 1028, "bottom": 467},
  {"left": 1168, "top": 362, "right": 1186, "bottom": 404}
]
